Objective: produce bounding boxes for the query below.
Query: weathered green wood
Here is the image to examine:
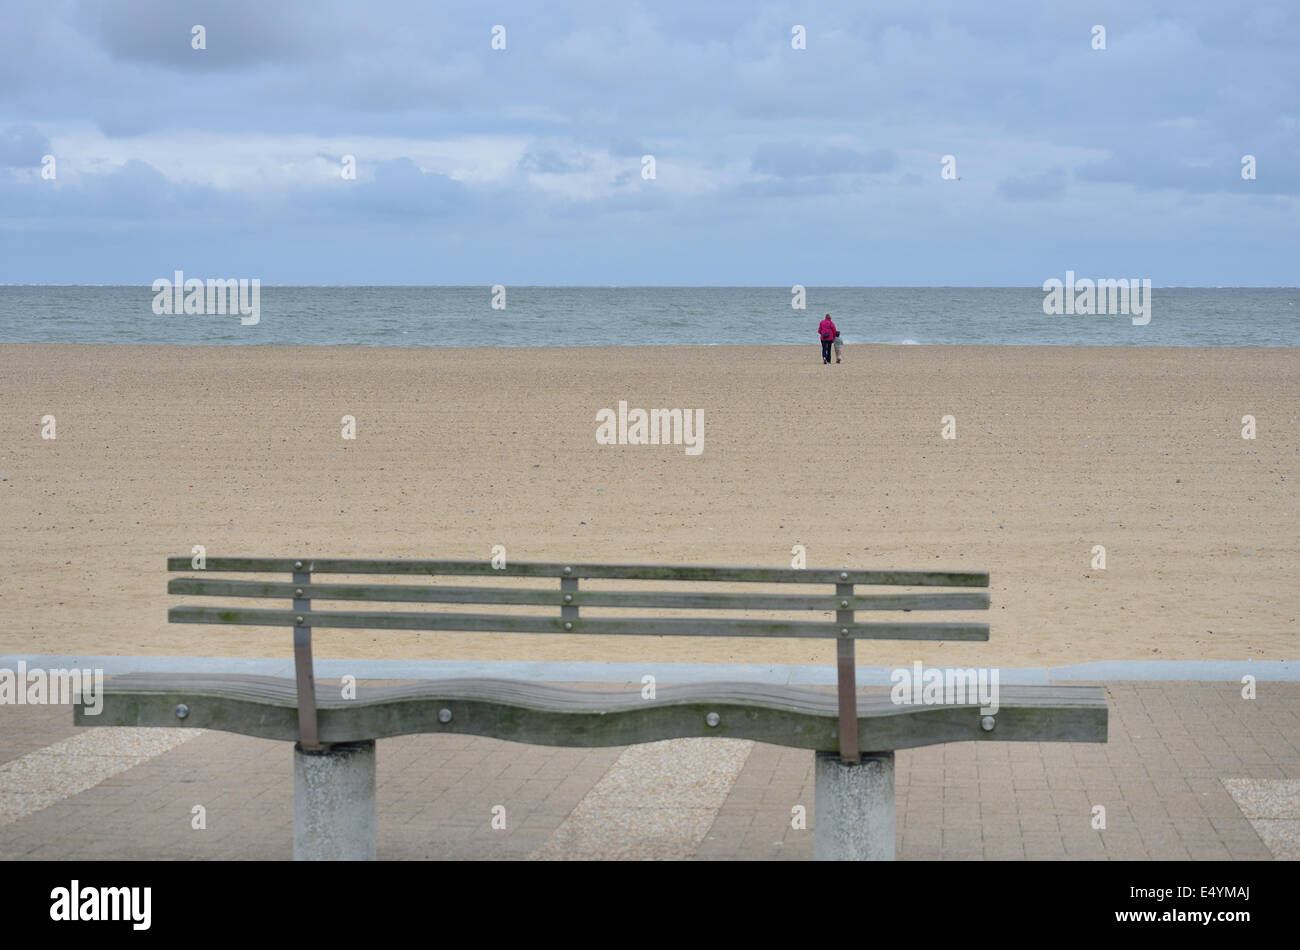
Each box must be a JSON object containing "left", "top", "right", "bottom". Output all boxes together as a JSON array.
[
  {"left": 167, "top": 606, "right": 991, "bottom": 640},
  {"left": 78, "top": 675, "right": 1107, "bottom": 748},
  {"left": 167, "top": 578, "right": 990, "bottom": 612},
  {"left": 166, "top": 557, "right": 988, "bottom": 587}
]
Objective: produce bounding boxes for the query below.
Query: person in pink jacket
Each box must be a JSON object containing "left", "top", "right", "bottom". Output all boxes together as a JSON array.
[{"left": 818, "top": 314, "right": 838, "bottom": 364}]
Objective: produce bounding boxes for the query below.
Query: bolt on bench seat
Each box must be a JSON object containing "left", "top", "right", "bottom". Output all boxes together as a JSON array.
[{"left": 75, "top": 557, "right": 1108, "bottom": 860}]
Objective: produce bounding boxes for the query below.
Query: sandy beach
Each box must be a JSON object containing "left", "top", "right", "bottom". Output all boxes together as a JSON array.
[{"left": 0, "top": 343, "right": 1295, "bottom": 668}]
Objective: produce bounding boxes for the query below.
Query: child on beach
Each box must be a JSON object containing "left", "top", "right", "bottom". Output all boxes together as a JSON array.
[{"left": 833, "top": 330, "right": 843, "bottom": 363}]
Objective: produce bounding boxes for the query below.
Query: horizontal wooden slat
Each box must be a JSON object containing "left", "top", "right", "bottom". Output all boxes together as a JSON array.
[
  {"left": 166, "top": 557, "right": 988, "bottom": 587},
  {"left": 167, "top": 578, "right": 989, "bottom": 612},
  {"left": 168, "top": 606, "right": 990, "bottom": 640},
  {"left": 79, "top": 674, "right": 1107, "bottom": 748}
]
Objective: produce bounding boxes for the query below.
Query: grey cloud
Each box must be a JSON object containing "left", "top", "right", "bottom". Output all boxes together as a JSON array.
[
  {"left": 731, "top": 176, "right": 863, "bottom": 199},
  {"left": 0, "top": 125, "right": 51, "bottom": 166},
  {"left": 518, "top": 150, "right": 591, "bottom": 174},
  {"left": 349, "top": 157, "right": 471, "bottom": 216},
  {"left": 0, "top": 0, "right": 1296, "bottom": 284},
  {"left": 751, "top": 144, "right": 897, "bottom": 177},
  {"left": 1077, "top": 149, "right": 1300, "bottom": 196},
  {"left": 997, "top": 166, "right": 1066, "bottom": 201},
  {"left": 83, "top": 0, "right": 335, "bottom": 70},
  {"left": 608, "top": 138, "right": 649, "bottom": 158},
  {"left": 0, "top": 157, "right": 247, "bottom": 221}
]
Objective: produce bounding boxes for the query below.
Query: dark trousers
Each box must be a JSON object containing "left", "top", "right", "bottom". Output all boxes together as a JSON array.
[{"left": 821, "top": 340, "right": 833, "bottom": 363}]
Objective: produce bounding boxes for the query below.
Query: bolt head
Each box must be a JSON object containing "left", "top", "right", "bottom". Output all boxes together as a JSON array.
[
  {"left": 840, "top": 627, "right": 849, "bottom": 636},
  {"left": 563, "top": 594, "right": 573, "bottom": 603},
  {"left": 705, "top": 712, "right": 720, "bottom": 727},
  {"left": 295, "top": 615, "right": 304, "bottom": 625},
  {"left": 438, "top": 708, "right": 452, "bottom": 723},
  {"left": 981, "top": 715, "right": 996, "bottom": 731},
  {"left": 294, "top": 560, "right": 303, "bottom": 569},
  {"left": 840, "top": 571, "right": 848, "bottom": 580},
  {"left": 563, "top": 566, "right": 572, "bottom": 575},
  {"left": 294, "top": 588, "right": 304, "bottom": 598},
  {"left": 840, "top": 600, "right": 849, "bottom": 608},
  {"left": 563, "top": 621, "right": 573, "bottom": 631},
  {"left": 174, "top": 704, "right": 190, "bottom": 720}
]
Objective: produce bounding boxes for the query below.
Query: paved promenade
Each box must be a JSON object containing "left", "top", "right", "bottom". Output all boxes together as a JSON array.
[{"left": 0, "top": 664, "right": 1296, "bottom": 860}]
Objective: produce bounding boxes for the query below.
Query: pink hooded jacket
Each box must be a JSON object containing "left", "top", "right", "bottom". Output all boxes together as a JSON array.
[{"left": 818, "top": 317, "right": 837, "bottom": 341}]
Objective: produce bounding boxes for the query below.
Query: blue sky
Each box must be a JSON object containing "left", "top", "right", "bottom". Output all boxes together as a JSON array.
[{"left": 0, "top": 1, "right": 1297, "bottom": 285}]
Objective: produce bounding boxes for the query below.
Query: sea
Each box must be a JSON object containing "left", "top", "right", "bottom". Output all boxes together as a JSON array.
[{"left": 0, "top": 286, "right": 1296, "bottom": 347}]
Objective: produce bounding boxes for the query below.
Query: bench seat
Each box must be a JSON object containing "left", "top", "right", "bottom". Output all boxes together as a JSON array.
[{"left": 81, "top": 673, "right": 1108, "bottom": 750}]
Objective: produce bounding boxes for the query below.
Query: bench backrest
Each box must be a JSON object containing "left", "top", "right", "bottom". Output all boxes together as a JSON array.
[{"left": 167, "top": 557, "right": 991, "bottom": 759}]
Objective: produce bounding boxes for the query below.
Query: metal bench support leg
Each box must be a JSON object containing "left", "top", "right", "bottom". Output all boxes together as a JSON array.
[
  {"left": 293, "top": 740, "right": 377, "bottom": 860},
  {"left": 813, "top": 749, "right": 895, "bottom": 861}
]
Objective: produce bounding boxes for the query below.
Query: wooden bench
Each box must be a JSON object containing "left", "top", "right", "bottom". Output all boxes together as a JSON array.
[{"left": 75, "top": 557, "right": 1108, "bottom": 860}]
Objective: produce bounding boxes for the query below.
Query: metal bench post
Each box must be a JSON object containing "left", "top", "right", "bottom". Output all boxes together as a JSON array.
[
  {"left": 291, "top": 561, "right": 321, "bottom": 751},
  {"left": 835, "top": 578, "right": 859, "bottom": 763}
]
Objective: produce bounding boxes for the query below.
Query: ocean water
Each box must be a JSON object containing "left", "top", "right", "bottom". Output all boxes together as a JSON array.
[{"left": 0, "top": 286, "right": 1296, "bottom": 347}]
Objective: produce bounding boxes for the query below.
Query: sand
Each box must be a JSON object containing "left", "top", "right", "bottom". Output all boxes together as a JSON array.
[{"left": 0, "top": 343, "right": 1295, "bottom": 668}]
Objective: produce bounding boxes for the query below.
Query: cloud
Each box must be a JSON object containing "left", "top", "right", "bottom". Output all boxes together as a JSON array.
[
  {"left": 751, "top": 144, "right": 898, "bottom": 177},
  {"left": 518, "top": 149, "right": 591, "bottom": 174},
  {"left": 1077, "top": 149, "right": 1300, "bottom": 196},
  {"left": 608, "top": 138, "right": 649, "bottom": 158},
  {"left": 997, "top": 165, "right": 1066, "bottom": 201},
  {"left": 0, "top": 1, "right": 1296, "bottom": 283},
  {"left": 0, "top": 125, "right": 51, "bottom": 166},
  {"left": 347, "top": 157, "right": 472, "bottom": 217},
  {"left": 82, "top": 0, "right": 334, "bottom": 70},
  {"left": 0, "top": 156, "right": 253, "bottom": 224}
]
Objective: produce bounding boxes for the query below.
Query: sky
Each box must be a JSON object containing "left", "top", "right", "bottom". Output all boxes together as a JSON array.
[{"left": 0, "top": 1, "right": 1297, "bottom": 285}]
